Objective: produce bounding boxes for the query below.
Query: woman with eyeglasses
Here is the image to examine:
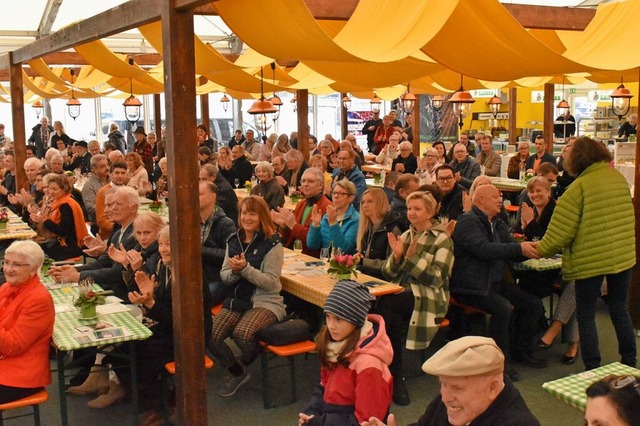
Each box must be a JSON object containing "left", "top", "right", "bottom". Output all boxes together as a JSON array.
[
  {"left": 585, "top": 375, "right": 640, "bottom": 426},
  {"left": 416, "top": 147, "right": 441, "bottom": 184},
  {"left": 307, "top": 179, "right": 359, "bottom": 255},
  {"left": 356, "top": 188, "right": 401, "bottom": 279},
  {"left": 392, "top": 141, "right": 418, "bottom": 174},
  {"left": 0, "top": 241, "right": 54, "bottom": 404}
]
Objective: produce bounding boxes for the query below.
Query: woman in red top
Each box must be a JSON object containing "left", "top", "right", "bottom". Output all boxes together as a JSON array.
[
  {"left": 0, "top": 240, "right": 54, "bottom": 404},
  {"left": 373, "top": 115, "right": 395, "bottom": 155}
]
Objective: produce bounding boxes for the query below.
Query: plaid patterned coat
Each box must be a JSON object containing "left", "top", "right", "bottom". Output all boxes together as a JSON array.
[{"left": 382, "top": 222, "right": 454, "bottom": 350}]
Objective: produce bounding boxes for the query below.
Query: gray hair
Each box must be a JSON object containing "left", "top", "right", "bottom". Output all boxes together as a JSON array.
[
  {"left": 114, "top": 186, "right": 140, "bottom": 210},
  {"left": 51, "top": 154, "right": 64, "bottom": 164},
  {"left": 158, "top": 157, "right": 168, "bottom": 168},
  {"left": 286, "top": 149, "right": 303, "bottom": 163},
  {"left": 45, "top": 148, "right": 60, "bottom": 159},
  {"left": 399, "top": 141, "right": 413, "bottom": 151},
  {"left": 90, "top": 154, "right": 107, "bottom": 169},
  {"left": 302, "top": 167, "right": 323, "bottom": 183},
  {"left": 6, "top": 240, "right": 45, "bottom": 271},
  {"left": 24, "top": 157, "right": 43, "bottom": 170},
  {"left": 255, "top": 161, "right": 274, "bottom": 178}
]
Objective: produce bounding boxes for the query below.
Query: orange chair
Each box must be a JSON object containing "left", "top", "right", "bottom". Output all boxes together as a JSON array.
[
  {"left": 0, "top": 389, "right": 48, "bottom": 426},
  {"left": 504, "top": 204, "right": 519, "bottom": 214},
  {"left": 210, "top": 303, "right": 223, "bottom": 316},
  {"left": 161, "top": 356, "right": 214, "bottom": 425},
  {"left": 260, "top": 340, "right": 317, "bottom": 409}
]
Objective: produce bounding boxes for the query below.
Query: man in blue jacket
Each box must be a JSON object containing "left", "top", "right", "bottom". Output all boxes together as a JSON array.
[{"left": 450, "top": 185, "right": 547, "bottom": 381}]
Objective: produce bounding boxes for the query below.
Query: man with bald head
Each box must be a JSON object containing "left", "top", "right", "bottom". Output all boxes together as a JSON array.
[{"left": 449, "top": 185, "right": 547, "bottom": 381}]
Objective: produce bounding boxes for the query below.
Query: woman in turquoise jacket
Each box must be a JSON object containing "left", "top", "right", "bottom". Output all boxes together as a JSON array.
[
  {"left": 537, "top": 137, "right": 636, "bottom": 371},
  {"left": 307, "top": 179, "right": 360, "bottom": 255}
]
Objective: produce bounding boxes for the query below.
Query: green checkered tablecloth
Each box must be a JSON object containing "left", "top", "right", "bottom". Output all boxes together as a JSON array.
[
  {"left": 53, "top": 310, "right": 152, "bottom": 351},
  {"left": 488, "top": 177, "right": 527, "bottom": 192},
  {"left": 542, "top": 362, "right": 640, "bottom": 412},
  {"left": 511, "top": 256, "right": 562, "bottom": 272},
  {"left": 49, "top": 283, "right": 103, "bottom": 305}
]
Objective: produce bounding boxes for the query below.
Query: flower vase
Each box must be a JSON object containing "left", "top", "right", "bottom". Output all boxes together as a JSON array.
[
  {"left": 335, "top": 273, "right": 353, "bottom": 281},
  {"left": 0, "top": 221, "right": 7, "bottom": 230},
  {"left": 373, "top": 174, "right": 381, "bottom": 184},
  {"left": 80, "top": 304, "right": 97, "bottom": 319}
]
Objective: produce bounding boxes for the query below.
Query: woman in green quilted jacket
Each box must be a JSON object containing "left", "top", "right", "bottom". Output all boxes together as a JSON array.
[{"left": 536, "top": 137, "right": 636, "bottom": 371}]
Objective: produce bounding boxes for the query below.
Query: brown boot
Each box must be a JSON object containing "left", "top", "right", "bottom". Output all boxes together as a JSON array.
[
  {"left": 67, "top": 365, "right": 110, "bottom": 396},
  {"left": 87, "top": 380, "right": 126, "bottom": 409}
]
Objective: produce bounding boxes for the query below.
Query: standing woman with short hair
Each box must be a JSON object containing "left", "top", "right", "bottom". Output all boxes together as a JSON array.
[
  {"left": 209, "top": 196, "right": 285, "bottom": 397},
  {"left": 381, "top": 191, "right": 454, "bottom": 405},
  {"left": 537, "top": 136, "right": 636, "bottom": 371}
]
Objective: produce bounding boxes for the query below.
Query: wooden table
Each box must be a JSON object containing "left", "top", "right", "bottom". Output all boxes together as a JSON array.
[
  {"left": 543, "top": 362, "right": 640, "bottom": 412},
  {"left": 361, "top": 163, "right": 390, "bottom": 174},
  {"left": 234, "top": 188, "right": 298, "bottom": 210},
  {"left": 0, "top": 209, "right": 37, "bottom": 241},
  {"left": 47, "top": 279, "right": 152, "bottom": 426},
  {"left": 280, "top": 249, "right": 403, "bottom": 307}
]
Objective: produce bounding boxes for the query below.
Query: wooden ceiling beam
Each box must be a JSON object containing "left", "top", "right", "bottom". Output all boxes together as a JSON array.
[
  {"left": 502, "top": 4, "right": 596, "bottom": 31},
  {"left": 196, "top": 1, "right": 596, "bottom": 30}
]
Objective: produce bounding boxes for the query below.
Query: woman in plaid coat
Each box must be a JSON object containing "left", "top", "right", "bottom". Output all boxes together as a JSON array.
[{"left": 380, "top": 191, "right": 454, "bottom": 406}]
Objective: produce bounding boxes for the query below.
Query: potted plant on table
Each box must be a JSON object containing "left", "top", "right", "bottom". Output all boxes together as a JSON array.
[
  {"left": 74, "top": 278, "right": 106, "bottom": 319},
  {"left": 289, "top": 189, "right": 302, "bottom": 204},
  {"left": 327, "top": 250, "right": 362, "bottom": 281},
  {"left": 0, "top": 207, "right": 8, "bottom": 230},
  {"left": 149, "top": 200, "right": 163, "bottom": 213},
  {"left": 244, "top": 180, "right": 252, "bottom": 193}
]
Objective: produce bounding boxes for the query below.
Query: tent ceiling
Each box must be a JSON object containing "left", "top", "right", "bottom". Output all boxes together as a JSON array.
[{"left": 1, "top": 0, "right": 635, "bottom": 103}]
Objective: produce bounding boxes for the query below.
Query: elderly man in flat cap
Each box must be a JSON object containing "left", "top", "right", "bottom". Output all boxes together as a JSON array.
[{"left": 363, "top": 336, "right": 540, "bottom": 426}]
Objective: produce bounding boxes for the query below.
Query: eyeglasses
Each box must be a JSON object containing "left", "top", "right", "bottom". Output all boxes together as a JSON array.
[
  {"left": 332, "top": 191, "right": 352, "bottom": 197},
  {"left": 605, "top": 375, "right": 640, "bottom": 398},
  {"left": 437, "top": 176, "right": 454, "bottom": 182},
  {"left": 1, "top": 260, "right": 31, "bottom": 269}
]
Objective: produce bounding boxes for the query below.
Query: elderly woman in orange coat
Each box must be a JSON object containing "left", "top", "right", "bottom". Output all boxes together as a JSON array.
[{"left": 0, "top": 240, "right": 54, "bottom": 404}]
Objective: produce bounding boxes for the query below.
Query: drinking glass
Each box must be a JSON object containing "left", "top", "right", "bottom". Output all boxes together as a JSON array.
[
  {"left": 319, "top": 248, "right": 330, "bottom": 263},
  {"left": 293, "top": 239, "right": 303, "bottom": 255},
  {"left": 61, "top": 278, "right": 74, "bottom": 307}
]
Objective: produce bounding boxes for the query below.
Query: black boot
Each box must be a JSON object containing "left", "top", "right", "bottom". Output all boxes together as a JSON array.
[{"left": 392, "top": 377, "right": 410, "bottom": 406}]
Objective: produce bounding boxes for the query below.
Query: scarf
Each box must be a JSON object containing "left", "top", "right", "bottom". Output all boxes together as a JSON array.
[
  {"left": 49, "top": 193, "right": 89, "bottom": 247},
  {"left": 325, "top": 320, "right": 373, "bottom": 363}
]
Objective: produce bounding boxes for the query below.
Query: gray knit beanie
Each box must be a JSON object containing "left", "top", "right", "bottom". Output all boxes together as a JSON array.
[{"left": 324, "top": 280, "right": 375, "bottom": 328}]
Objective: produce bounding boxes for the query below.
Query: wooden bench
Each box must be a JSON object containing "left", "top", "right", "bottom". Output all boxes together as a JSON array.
[
  {"left": 260, "top": 340, "right": 317, "bottom": 409},
  {"left": 0, "top": 389, "right": 48, "bottom": 426},
  {"left": 161, "top": 357, "right": 214, "bottom": 425}
]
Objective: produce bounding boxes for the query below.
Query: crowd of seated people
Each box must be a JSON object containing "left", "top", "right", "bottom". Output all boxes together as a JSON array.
[{"left": 3, "top": 118, "right": 638, "bottom": 426}]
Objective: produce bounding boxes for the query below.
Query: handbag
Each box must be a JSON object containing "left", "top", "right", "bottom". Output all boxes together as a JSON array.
[{"left": 257, "top": 316, "right": 310, "bottom": 346}]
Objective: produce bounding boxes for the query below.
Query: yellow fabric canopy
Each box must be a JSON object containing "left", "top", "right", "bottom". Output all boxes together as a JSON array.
[{"left": 420, "top": 0, "right": 594, "bottom": 81}]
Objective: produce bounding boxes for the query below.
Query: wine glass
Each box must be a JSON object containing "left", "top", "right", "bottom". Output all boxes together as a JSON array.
[
  {"left": 293, "top": 239, "right": 303, "bottom": 255},
  {"left": 320, "top": 248, "right": 330, "bottom": 263},
  {"left": 234, "top": 178, "right": 240, "bottom": 188}
]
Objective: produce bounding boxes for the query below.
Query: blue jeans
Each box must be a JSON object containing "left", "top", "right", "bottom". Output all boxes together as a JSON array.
[{"left": 575, "top": 269, "right": 637, "bottom": 370}]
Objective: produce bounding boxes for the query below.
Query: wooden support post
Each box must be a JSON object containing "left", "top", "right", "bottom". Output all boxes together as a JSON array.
[
  {"left": 630, "top": 68, "right": 640, "bottom": 331},
  {"left": 543, "top": 83, "right": 554, "bottom": 152},
  {"left": 9, "top": 53, "right": 26, "bottom": 190},
  {"left": 153, "top": 93, "right": 162, "bottom": 133},
  {"left": 200, "top": 93, "right": 210, "bottom": 132},
  {"left": 412, "top": 99, "right": 421, "bottom": 157},
  {"left": 297, "top": 89, "right": 309, "bottom": 160},
  {"left": 509, "top": 88, "right": 518, "bottom": 146},
  {"left": 161, "top": 2, "right": 207, "bottom": 425},
  {"left": 340, "top": 93, "right": 348, "bottom": 139}
]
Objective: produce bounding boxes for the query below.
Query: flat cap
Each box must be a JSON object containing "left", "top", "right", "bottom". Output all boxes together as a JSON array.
[{"left": 422, "top": 336, "right": 504, "bottom": 377}]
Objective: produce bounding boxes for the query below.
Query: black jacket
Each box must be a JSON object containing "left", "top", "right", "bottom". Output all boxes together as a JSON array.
[
  {"left": 358, "top": 212, "right": 401, "bottom": 279},
  {"left": 77, "top": 223, "right": 137, "bottom": 300},
  {"left": 230, "top": 156, "right": 253, "bottom": 188},
  {"left": 438, "top": 184, "right": 466, "bottom": 221},
  {"left": 450, "top": 206, "right": 523, "bottom": 296},
  {"left": 202, "top": 208, "right": 236, "bottom": 284},
  {"left": 108, "top": 130, "right": 126, "bottom": 154},
  {"left": 412, "top": 377, "right": 540, "bottom": 426},
  {"left": 214, "top": 173, "right": 238, "bottom": 224}
]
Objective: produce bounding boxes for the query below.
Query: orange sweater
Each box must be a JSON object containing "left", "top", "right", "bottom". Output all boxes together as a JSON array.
[{"left": 0, "top": 275, "right": 55, "bottom": 388}]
